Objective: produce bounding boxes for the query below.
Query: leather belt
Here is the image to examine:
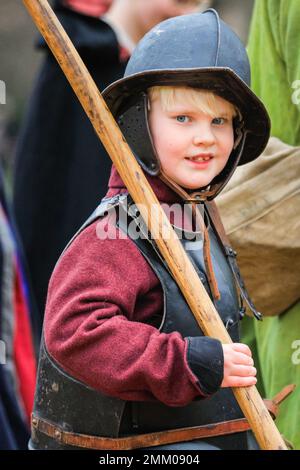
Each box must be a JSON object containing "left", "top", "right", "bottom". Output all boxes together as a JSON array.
[
  {"left": 31, "top": 385, "right": 295, "bottom": 450},
  {"left": 31, "top": 414, "right": 251, "bottom": 450}
]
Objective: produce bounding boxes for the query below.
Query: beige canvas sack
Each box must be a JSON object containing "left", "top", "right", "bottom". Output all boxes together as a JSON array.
[{"left": 217, "top": 137, "right": 300, "bottom": 316}]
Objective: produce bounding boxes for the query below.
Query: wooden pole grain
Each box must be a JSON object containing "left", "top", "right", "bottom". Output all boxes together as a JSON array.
[{"left": 23, "top": 0, "right": 287, "bottom": 450}]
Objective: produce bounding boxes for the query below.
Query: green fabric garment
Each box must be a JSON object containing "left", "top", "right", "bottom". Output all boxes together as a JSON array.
[
  {"left": 248, "top": 0, "right": 300, "bottom": 145},
  {"left": 244, "top": 0, "right": 300, "bottom": 449}
]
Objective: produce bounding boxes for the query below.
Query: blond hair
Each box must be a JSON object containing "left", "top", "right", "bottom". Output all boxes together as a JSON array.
[{"left": 148, "top": 86, "right": 238, "bottom": 119}]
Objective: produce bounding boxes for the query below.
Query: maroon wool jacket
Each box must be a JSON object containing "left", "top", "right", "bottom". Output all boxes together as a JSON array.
[{"left": 44, "top": 166, "right": 213, "bottom": 406}]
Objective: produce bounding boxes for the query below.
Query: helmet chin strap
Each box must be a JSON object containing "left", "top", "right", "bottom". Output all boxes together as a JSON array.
[
  {"left": 159, "top": 169, "right": 221, "bottom": 301},
  {"left": 159, "top": 170, "right": 216, "bottom": 202}
]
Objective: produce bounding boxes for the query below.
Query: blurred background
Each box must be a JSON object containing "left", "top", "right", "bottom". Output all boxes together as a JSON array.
[{"left": 0, "top": 0, "right": 254, "bottom": 194}]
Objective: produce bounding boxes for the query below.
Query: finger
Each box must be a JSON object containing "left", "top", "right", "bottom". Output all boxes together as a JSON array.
[
  {"left": 224, "top": 376, "right": 257, "bottom": 388},
  {"left": 231, "top": 343, "right": 252, "bottom": 357},
  {"left": 230, "top": 365, "right": 257, "bottom": 377},
  {"left": 233, "top": 352, "right": 254, "bottom": 366}
]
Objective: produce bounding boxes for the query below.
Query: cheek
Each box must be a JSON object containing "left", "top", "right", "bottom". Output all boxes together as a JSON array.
[
  {"left": 221, "top": 130, "right": 234, "bottom": 155},
  {"left": 156, "top": 138, "right": 176, "bottom": 157},
  {"left": 218, "top": 135, "right": 234, "bottom": 171},
  {"left": 160, "top": 132, "right": 186, "bottom": 156},
  {"left": 150, "top": 117, "right": 176, "bottom": 153},
  {"left": 149, "top": 120, "right": 165, "bottom": 151},
  {"left": 227, "top": 138, "right": 235, "bottom": 156}
]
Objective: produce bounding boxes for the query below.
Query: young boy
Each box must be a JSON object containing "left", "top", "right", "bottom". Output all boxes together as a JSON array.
[{"left": 30, "top": 10, "right": 270, "bottom": 450}]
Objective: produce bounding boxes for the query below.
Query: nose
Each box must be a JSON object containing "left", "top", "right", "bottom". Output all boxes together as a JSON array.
[{"left": 193, "top": 123, "right": 216, "bottom": 147}]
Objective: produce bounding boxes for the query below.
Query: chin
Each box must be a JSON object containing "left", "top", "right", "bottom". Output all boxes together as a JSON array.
[{"left": 181, "top": 182, "right": 210, "bottom": 190}]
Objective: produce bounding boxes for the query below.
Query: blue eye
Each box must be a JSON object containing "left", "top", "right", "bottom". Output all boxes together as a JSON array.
[
  {"left": 212, "top": 117, "right": 226, "bottom": 125},
  {"left": 176, "top": 115, "right": 189, "bottom": 123}
]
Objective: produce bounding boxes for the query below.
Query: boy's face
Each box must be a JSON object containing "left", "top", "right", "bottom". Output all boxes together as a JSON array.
[{"left": 148, "top": 93, "right": 235, "bottom": 190}]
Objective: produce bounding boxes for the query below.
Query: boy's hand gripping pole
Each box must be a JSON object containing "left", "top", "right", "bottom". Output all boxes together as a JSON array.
[{"left": 23, "top": 0, "right": 287, "bottom": 450}]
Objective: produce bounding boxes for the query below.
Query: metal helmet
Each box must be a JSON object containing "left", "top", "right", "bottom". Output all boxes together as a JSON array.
[{"left": 103, "top": 9, "right": 270, "bottom": 198}]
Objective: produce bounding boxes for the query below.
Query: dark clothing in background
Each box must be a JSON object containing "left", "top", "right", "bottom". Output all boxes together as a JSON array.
[
  {"left": 13, "top": 4, "right": 127, "bottom": 324},
  {"left": 0, "top": 167, "right": 36, "bottom": 449}
]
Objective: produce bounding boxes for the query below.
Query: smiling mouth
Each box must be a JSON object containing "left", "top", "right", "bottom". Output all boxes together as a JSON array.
[{"left": 185, "top": 155, "right": 213, "bottom": 162}]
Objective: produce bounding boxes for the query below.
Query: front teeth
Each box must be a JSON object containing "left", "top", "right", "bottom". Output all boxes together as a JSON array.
[{"left": 190, "top": 157, "right": 211, "bottom": 162}]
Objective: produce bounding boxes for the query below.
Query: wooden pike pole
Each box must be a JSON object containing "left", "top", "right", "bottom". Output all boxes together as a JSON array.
[{"left": 23, "top": 0, "right": 287, "bottom": 450}]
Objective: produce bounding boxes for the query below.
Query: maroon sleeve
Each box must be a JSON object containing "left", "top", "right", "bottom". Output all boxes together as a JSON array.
[{"left": 44, "top": 216, "right": 204, "bottom": 406}]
